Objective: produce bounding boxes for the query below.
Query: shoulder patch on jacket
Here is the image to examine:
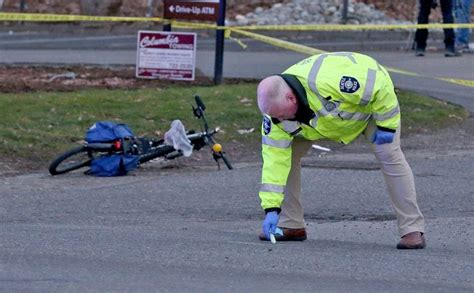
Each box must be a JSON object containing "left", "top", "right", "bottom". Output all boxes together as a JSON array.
[
  {"left": 263, "top": 116, "right": 271, "bottom": 135},
  {"left": 339, "top": 76, "right": 360, "bottom": 93}
]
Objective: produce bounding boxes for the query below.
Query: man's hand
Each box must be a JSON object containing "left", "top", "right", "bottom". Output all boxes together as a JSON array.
[
  {"left": 262, "top": 211, "right": 279, "bottom": 240},
  {"left": 372, "top": 129, "right": 395, "bottom": 145}
]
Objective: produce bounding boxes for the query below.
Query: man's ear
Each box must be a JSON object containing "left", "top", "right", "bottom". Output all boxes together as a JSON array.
[{"left": 286, "top": 92, "right": 297, "bottom": 104}]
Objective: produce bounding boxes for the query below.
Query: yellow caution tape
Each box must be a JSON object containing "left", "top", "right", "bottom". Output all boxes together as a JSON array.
[
  {"left": 230, "top": 28, "right": 325, "bottom": 55},
  {"left": 1, "top": 13, "right": 473, "bottom": 30},
  {"left": 436, "top": 78, "right": 474, "bottom": 88},
  {"left": 0, "top": 12, "right": 220, "bottom": 30},
  {"left": 169, "top": 19, "right": 216, "bottom": 30},
  {"left": 385, "top": 67, "right": 421, "bottom": 77},
  {"left": 231, "top": 23, "right": 474, "bottom": 31},
  {"left": 0, "top": 12, "right": 165, "bottom": 22},
  {"left": 225, "top": 30, "right": 248, "bottom": 49},
  {"left": 388, "top": 67, "right": 474, "bottom": 88}
]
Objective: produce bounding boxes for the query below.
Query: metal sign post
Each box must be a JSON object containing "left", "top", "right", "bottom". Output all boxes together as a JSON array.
[
  {"left": 213, "top": 0, "right": 225, "bottom": 85},
  {"left": 342, "top": 0, "right": 349, "bottom": 23}
]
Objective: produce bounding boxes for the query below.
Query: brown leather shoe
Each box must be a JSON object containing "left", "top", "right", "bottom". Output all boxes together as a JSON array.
[
  {"left": 397, "top": 232, "right": 426, "bottom": 249},
  {"left": 259, "top": 227, "right": 307, "bottom": 241}
]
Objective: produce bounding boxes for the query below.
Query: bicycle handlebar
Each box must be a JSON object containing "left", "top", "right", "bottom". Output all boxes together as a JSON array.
[
  {"left": 190, "top": 96, "right": 232, "bottom": 170},
  {"left": 195, "top": 95, "right": 206, "bottom": 111}
]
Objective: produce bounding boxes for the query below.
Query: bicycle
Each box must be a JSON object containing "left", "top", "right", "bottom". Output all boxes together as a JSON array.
[{"left": 48, "top": 95, "right": 233, "bottom": 175}]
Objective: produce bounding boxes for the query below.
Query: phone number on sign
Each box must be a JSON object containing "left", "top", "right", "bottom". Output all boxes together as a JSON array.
[{"left": 138, "top": 49, "right": 194, "bottom": 70}]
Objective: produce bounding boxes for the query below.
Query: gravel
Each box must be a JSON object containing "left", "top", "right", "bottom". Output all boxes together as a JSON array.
[{"left": 229, "top": 0, "right": 410, "bottom": 26}]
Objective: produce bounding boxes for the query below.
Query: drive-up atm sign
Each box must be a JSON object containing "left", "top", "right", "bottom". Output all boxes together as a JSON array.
[{"left": 164, "top": 0, "right": 220, "bottom": 21}]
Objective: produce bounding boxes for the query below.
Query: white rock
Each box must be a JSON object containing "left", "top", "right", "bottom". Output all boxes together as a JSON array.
[{"left": 227, "top": 0, "right": 401, "bottom": 26}]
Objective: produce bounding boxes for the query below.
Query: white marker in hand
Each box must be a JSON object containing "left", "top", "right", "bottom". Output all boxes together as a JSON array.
[
  {"left": 270, "top": 233, "right": 276, "bottom": 244},
  {"left": 312, "top": 144, "right": 331, "bottom": 152}
]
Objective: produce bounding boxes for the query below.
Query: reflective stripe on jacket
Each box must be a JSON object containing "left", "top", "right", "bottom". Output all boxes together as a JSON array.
[{"left": 259, "top": 52, "right": 400, "bottom": 211}]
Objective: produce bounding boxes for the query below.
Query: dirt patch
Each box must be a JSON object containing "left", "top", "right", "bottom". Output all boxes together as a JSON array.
[{"left": 0, "top": 65, "right": 260, "bottom": 93}]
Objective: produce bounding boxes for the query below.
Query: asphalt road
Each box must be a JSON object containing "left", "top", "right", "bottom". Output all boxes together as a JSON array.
[
  {"left": 1, "top": 150, "right": 473, "bottom": 292},
  {"left": 1, "top": 28, "right": 473, "bottom": 292}
]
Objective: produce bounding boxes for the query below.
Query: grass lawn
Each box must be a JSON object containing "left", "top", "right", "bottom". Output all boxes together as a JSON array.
[{"left": 0, "top": 84, "right": 469, "bottom": 163}]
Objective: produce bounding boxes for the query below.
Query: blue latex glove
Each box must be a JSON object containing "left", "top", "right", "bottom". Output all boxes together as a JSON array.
[
  {"left": 372, "top": 129, "right": 394, "bottom": 145},
  {"left": 262, "top": 211, "right": 279, "bottom": 240}
]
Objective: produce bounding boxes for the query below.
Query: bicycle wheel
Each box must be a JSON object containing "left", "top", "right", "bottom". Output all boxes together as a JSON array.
[
  {"left": 48, "top": 146, "right": 93, "bottom": 175},
  {"left": 138, "top": 145, "right": 176, "bottom": 164}
]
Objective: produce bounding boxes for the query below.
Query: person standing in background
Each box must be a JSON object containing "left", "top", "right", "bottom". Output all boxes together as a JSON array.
[
  {"left": 453, "top": 0, "right": 472, "bottom": 52},
  {"left": 415, "top": 0, "right": 461, "bottom": 56}
]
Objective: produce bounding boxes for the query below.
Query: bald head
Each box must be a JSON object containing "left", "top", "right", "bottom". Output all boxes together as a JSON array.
[{"left": 257, "top": 75, "right": 298, "bottom": 121}]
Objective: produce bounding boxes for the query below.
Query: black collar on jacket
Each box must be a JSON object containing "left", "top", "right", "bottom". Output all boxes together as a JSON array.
[{"left": 276, "top": 74, "right": 316, "bottom": 126}]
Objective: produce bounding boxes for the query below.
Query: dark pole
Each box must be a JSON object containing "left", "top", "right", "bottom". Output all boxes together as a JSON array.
[
  {"left": 342, "top": 0, "right": 348, "bottom": 24},
  {"left": 213, "top": 0, "right": 226, "bottom": 85},
  {"left": 163, "top": 22, "right": 171, "bottom": 31},
  {"left": 20, "top": 0, "right": 26, "bottom": 12},
  {"left": 163, "top": 0, "right": 171, "bottom": 31},
  {"left": 19, "top": 0, "right": 27, "bottom": 25}
]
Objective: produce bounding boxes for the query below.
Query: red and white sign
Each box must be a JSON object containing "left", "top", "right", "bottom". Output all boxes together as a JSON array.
[
  {"left": 164, "top": 0, "right": 220, "bottom": 21},
  {"left": 136, "top": 31, "right": 197, "bottom": 81}
]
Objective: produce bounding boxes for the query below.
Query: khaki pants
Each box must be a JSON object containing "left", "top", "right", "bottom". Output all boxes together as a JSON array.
[{"left": 278, "top": 121, "right": 425, "bottom": 237}]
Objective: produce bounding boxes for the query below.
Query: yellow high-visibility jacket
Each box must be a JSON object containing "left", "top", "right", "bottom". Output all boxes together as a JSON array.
[{"left": 260, "top": 52, "right": 400, "bottom": 211}]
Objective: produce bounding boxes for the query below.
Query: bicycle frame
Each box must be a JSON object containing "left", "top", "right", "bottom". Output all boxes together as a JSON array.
[
  {"left": 192, "top": 95, "right": 232, "bottom": 170},
  {"left": 48, "top": 95, "right": 232, "bottom": 175}
]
